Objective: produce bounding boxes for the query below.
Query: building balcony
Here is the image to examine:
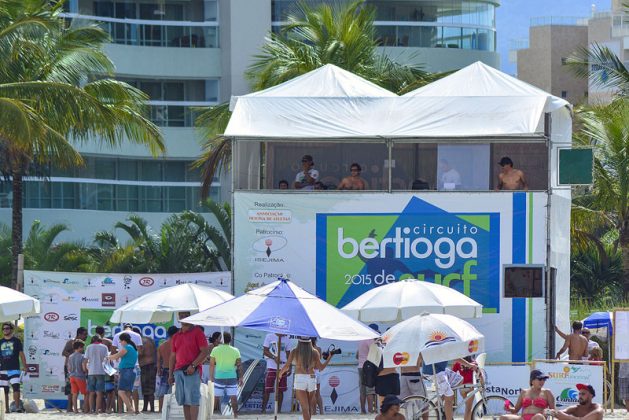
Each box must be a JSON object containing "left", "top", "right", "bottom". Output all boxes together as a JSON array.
[{"left": 62, "top": 13, "right": 218, "bottom": 48}]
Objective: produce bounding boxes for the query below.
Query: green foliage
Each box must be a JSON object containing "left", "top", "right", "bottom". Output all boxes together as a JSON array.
[
  {"left": 570, "top": 243, "right": 623, "bottom": 305},
  {"left": 0, "top": 200, "right": 231, "bottom": 278},
  {"left": 0, "top": 0, "right": 164, "bottom": 287}
]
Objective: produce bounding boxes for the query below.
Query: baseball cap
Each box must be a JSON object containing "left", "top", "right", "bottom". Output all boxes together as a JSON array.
[
  {"left": 530, "top": 369, "right": 550, "bottom": 381},
  {"left": 498, "top": 156, "right": 513, "bottom": 166},
  {"left": 301, "top": 154, "right": 313, "bottom": 162},
  {"left": 123, "top": 323, "right": 133, "bottom": 328},
  {"left": 576, "top": 383, "right": 595, "bottom": 397}
]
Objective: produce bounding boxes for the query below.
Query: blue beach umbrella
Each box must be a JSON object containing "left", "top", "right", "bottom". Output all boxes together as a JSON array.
[
  {"left": 182, "top": 278, "right": 378, "bottom": 418},
  {"left": 582, "top": 311, "right": 613, "bottom": 335}
]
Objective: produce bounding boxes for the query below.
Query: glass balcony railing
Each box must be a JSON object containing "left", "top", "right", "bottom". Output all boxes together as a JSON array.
[
  {"left": 61, "top": 13, "right": 219, "bottom": 48},
  {"left": 148, "top": 101, "right": 216, "bottom": 127},
  {"left": 271, "top": 21, "right": 496, "bottom": 51},
  {"left": 373, "top": 23, "right": 496, "bottom": 51}
]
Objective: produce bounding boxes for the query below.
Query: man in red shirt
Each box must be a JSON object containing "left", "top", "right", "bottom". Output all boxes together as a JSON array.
[{"left": 168, "top": 312, "right": 209, "bottom": 420}]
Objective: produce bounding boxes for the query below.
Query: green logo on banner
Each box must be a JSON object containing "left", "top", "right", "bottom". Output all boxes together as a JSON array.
[{"left": 80, "top": 309, "right": 173, "bottom": 342}]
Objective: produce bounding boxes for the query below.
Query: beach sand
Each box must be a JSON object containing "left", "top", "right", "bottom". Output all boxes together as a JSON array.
[{"left": 4, "top": 409, "right": 628, "bottom": 419}]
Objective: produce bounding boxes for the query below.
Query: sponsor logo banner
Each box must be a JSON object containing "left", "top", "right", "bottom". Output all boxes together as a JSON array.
[
  {"left": 24, "top": 270, "right": 231, "bottom": 401},
  {"left": 316, "top": 197, "right": 500, "bottom": 311},
  {"left": 535, "top": 362, "right": 604, "bottom": 407}
]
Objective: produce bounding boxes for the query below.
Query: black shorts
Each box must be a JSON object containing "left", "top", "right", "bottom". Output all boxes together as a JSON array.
[{"left": 375, "top": 373, "right": 400, "bottom": 397}]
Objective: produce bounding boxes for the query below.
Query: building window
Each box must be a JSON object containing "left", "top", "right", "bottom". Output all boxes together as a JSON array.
[
  {"left": 561, "top": 91, "right": 567, "bottom": 98},
  {"left": 561, "top": 57, "right": 568, "bottom": 65}
]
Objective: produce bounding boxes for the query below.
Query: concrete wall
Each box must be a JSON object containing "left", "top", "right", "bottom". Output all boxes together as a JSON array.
[
  {"left": 219, "top": 0, "right": 271, "bottom": 101},
  {"left": 517, "top": 25, "right": 588, "bottom": 105},
  {"left": 73, "top": 128, "right": 202, "bottom": 159},
  {"left": 378, "top": 46, "right": 500, "bottom": 72},
  {"left": 104, "top": 44, "right": 221, "bottom": 78}
]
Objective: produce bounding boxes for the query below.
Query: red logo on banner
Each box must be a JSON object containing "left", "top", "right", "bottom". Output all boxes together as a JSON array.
[
  {"left": 43, "top": 312, "right": 59, "bottom": 322},
  {"left": 139, "top": 277, "right": 154, "bottom": 287}
]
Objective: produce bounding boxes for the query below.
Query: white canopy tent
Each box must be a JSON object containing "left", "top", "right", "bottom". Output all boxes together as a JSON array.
[
  {"left": 226, "top": 62, "right": 573, "bottom": 358},
  {"left": 226, "top": 61, "right": 571, "bottom": 141}
]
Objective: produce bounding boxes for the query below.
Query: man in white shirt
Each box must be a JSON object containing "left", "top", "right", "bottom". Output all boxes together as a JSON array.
[
  {"left": 438, "top": 159, "right": 461, "bottom": 190},
  {"left": 294, "top": 155, "right": 319, "bottom": 190},
  {"left": 261, "top": 333, "right": 293, "bottom": 414}
]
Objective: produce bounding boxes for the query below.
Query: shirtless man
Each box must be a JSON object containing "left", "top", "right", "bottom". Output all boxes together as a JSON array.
[
  {"left": 546, "top": 383, "right": 603, "bottom": 420},
  {"left": 496, "top": 157, "right": 528, "bottom": 191},
  {"left": 556, "top": 321, "right": 589, "bottom": 361},
  {"left": 338, "top": 163, "right": 367, "bottom": 190}
]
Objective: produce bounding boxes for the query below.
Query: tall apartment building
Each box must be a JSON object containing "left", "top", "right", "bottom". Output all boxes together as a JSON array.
[
  {"left": 514, "top": 2, "right": 628, "bottom": 105},
  {"left": 0, "top": 0, "right": 501, "bottom": 241},
  {"left": 515, "top": 17, "right": 588, "bottom": 105}
]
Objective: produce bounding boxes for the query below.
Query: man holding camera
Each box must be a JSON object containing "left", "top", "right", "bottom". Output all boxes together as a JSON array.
[{"left": 168, "top": 312, "right": 210, "bottom": 420}]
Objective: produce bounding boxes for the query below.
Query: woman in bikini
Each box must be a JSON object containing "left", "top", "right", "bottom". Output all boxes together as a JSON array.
[
  {"left": 500, "top": 369, "right": 555, "bottom": 420},
  {"left": 279, "top": 337, "right": 333, "bottom": 420}
]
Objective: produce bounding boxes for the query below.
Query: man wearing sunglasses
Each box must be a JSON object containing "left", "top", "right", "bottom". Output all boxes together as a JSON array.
[
  {"left": 294, "top": 155, "right": 319, "bottom": 190},
  {"left": 0, "top": 322, "right": 26, "bottom": 413},
  {"left": 546, "top": 383, "right": 603, "bottom": 420}
]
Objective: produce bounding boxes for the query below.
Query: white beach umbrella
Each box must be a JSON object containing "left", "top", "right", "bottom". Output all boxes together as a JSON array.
[
  {"left": 0, "top": 286, "right": 40, "bottom": 322},
  {"left": 382, "top": 312, "right": 484, "bottom": 368},
  {"left": 110, "top": 283, "right": 233, "bottom": 324},
  {"left": 341, "top": 280, "right": 483, "bottom": 322}
]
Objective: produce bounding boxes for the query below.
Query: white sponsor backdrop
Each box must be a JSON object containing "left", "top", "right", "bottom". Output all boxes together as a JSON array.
[
  {"left": 23, "top": 270, "right": 231, "bottom": 400},
  {"left": 534, "top": 362, "right": 604, "bottom": 408},
  {"left": 453, "top": 365, "right": 528, "bottom": 414},
  {"left": 234, "top": 192, "right": 549, "bottom": 363}
]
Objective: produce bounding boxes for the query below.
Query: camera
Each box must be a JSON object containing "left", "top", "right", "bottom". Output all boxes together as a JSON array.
[{"left": 322, "top": 344, "right": 342, "bottom": 359}]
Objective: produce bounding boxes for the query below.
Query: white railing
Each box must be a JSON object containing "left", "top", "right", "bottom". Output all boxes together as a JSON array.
[{"left": 60, "top": 13, "right": 219, "bottom": 48}]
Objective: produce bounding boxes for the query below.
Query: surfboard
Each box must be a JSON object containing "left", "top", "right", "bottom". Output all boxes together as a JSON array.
[{"left": 221, "top": 358, "right": 267, "bottom": 415}]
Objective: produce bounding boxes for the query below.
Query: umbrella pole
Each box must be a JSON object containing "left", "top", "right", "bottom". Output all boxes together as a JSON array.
[{"left": 274, "top": 334, "right": 281, "bottom": 420}]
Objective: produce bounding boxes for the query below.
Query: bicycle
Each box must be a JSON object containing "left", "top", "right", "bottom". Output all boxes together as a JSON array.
[{"left": 401, "top": 368, "right": 511, "bottom": 420}]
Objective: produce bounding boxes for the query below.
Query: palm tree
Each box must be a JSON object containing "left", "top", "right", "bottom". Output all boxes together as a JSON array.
[
  {"left": 566, "top": 3, "right": 629, "bottom": 97},
  {"left": 195, "top": 0, "right": 436, "bottom": 196},
  {"left": 0, "top": 1, "right": 164, "bottom": 288},
  {"left": 113, "top": 207, "right": 230, "bottom": 273},
  {"left": 576, "top": 100, "right": 629, "bottom": 296}
]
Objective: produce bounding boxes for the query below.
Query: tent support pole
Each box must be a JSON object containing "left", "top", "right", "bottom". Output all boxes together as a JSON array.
[
  {"left": 387, "top": 139, "right": 392, "bottom": 193},
  {"left": 274, "top": 333, "right": 281, "bottom": 420}
]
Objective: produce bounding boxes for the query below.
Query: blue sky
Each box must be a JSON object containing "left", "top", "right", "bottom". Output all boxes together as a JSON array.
[{"left": 497, "top": 0, "right": 611, "bottom": 74}]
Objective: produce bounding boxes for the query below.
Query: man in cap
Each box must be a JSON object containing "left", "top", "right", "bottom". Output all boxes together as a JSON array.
[
  {"left": 375, "top": 394, "right": 405, "bottom": 420},
  {"left": 547, "top": 384, "right": 603, "bottom": 420},
  {"left": 294, "top": 155, "right": 319, "bottom": 190},
  {"left": 496, "top": 156, "right": 528, "bottom": 191}
]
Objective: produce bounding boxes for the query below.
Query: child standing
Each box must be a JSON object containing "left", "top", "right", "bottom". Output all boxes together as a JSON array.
[{"left": 68, "top": 341, "right": 89, "bottom": 413}]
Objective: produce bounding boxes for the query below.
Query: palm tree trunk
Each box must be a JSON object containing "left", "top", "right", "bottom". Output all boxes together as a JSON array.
[
  {"left": 11, "top": 172, "right": 23, "bottom": 290},
  {"left": 620, "top": 226, "right": 629, "bottom": 298}
]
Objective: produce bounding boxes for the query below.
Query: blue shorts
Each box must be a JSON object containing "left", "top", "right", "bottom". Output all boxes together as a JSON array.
[
  {"left": 0, "top": 370, "right": 21, "bottom": 392},
  {"left": 174, "top": 369, "right": 200, "bottom": 406},
  {"left": 155, "top": 368, "right": 171, "bottom": 398},
  {"left": 118, "top": 368, "right": 136, "bottom": 392},
  {"left": 88, "top": 375, "right": 106, "bottom": 393}
]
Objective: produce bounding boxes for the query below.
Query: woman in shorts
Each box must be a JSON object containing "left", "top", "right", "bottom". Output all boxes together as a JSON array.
[
  {"left": 107, "top": 333, "right": 138, "bottom": 414},
  {"left": 279, "top": 337, "right": 334, "bottom": 420}
]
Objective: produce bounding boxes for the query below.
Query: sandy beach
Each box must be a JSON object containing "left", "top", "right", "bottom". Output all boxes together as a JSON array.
[{"left": 4, "top": 409, "right": 628, "bottom": 420}]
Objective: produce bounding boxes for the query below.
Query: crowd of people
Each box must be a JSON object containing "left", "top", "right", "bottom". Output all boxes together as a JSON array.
[
  {"left": 276, "top": 154, "right": 528, "bottom": 192},
  {"left": 1, "top": 317, "right": 629, "bottom": 418}
]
